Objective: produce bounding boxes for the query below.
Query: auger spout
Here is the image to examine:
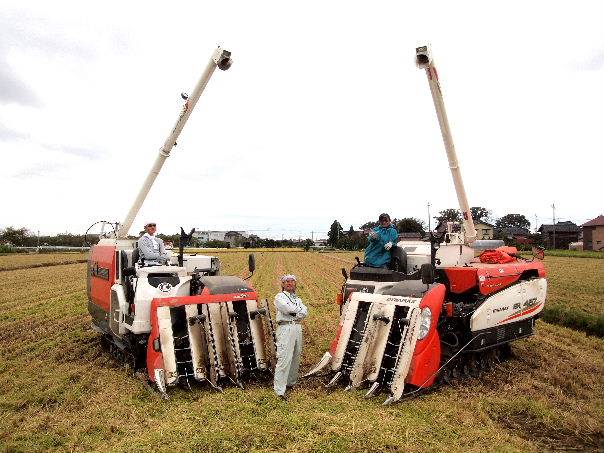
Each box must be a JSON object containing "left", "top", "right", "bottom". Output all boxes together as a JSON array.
[
  {"left": 416, "top": 44, "right": 476, "bottom": 244},
  {"left": 117, "top": 47, "right": 232, "bottom": 238}
]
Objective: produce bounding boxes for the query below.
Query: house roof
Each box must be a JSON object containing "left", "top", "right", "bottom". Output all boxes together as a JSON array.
[
  {"left": 582, "top": 215, "right": 604, "bottom": 227},
  {"left": 538, "top": 221, "right": 580, "bottom": 233},
  {"left": 473, "top": 220, "right": 495, "bottom": 227},
  {"left": 498, "top": 226, "right": 530, "bottom": 236}
]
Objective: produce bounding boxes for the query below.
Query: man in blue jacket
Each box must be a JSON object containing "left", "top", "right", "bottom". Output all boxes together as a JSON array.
[{"left": 364, "top": 213, "right": 398, "bottom": 268}]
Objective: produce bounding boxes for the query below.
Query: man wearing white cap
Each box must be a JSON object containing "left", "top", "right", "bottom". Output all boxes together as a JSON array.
[
  {"left": 273, "top": 274, "right": 308, "bottom": 400},
  {"left": 137, "top": 222, "right": 170, "bottom": 266}
]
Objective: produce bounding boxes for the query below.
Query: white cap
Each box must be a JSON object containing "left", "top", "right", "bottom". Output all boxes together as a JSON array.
[{"left": 280, "top": 274, "right": 296, "bottom": 282}]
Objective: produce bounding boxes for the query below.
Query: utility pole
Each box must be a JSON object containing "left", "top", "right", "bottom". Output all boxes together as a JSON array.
[
  {"left": 37, "top": 230, "right": 40, "bottom": 253},
  {"left": 551, "top": 203, "right": 556, "bottom": 249},
  {"left": 311, "top": 231, "right": 314, "bottom": 241},
  {"left": 427, "top": 202, "right": 431, "bottom": 232},
  {"left": 534, "top": 214, "right": 538, "bottom": 234}
]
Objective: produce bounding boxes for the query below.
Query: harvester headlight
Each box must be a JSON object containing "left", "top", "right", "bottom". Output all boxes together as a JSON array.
[{"left": 418, "top": 307, "right": 432, "bottom": 340}]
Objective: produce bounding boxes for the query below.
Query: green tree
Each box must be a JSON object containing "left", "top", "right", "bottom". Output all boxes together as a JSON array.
[
  {"left": 434, "top": 208, "right": 461, "bottom": 225},
  {"left": 495, "top": 214, "right": 531, "bottom": 231},
  {"left": 470, "top": 206, "right": 492, "bottom": 223},
  {"left": 395, "top": 218, "right": 426, "bottom": 236},
  {"left": 328, "top": 220, "right": 343, "bottom": 247},
  {"left": 0, "top": 227, "right": 32, "bottom": 246},
  {"left": 302, "top": 239, "right": 314, "bottom": 251},
  {"left": 360, "top": 221, "right": 379, "bottom": 230}
]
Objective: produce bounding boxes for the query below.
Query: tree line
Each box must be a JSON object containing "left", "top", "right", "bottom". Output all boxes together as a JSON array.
[
  {"left": 326, "top": 207, "right": 535, "bottom": 250},
  {"left": 0, "top": 226, "right": 316, "bottom": 251},
  {"left": 0, "top": 209, "right": 536, "bottom": 253}
]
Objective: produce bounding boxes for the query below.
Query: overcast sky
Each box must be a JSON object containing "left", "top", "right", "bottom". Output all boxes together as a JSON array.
[{"left": 1, "top": 1, "right": 602, "bottom": 239}]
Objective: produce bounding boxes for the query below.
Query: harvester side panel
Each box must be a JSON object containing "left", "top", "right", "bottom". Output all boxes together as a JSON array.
[
  {"left": 471, "top": 278, "right": 547, "bottom": 332},
  {"left": 88, "top": 244, "right": 117, "bottom": 314}
]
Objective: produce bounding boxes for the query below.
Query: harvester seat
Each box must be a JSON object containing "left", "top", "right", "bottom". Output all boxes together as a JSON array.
[
  {"left": 389, "top": 246, "right": 407, "bottom": 273},
  {"left": 132, "top": 247, "right": 140, "bottom": 266}
]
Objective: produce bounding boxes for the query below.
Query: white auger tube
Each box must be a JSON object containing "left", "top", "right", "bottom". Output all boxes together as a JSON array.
[
  {"left": 416, "top": 45, "right": 476, "bottom": 244},
  {"left": 117, "top": 47, "right": 232, "bottom": 238}
]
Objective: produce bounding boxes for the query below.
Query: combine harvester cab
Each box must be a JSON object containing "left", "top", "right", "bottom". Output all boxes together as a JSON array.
[
  {"left": 306, "top": 45, "right": 548, "bottom": 404},
  {"left": 86, "top": 47, "right": 277, "bottom": 397}
]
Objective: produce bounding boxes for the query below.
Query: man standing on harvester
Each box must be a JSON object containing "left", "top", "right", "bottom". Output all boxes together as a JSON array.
[
  {"left": 274, "top": 275, "right": 308, "bottom": 400},
  {"left": 363, "top": 213, "right": 398, "bottom": 268}
]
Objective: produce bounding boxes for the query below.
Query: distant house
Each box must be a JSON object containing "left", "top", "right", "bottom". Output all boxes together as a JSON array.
[
  {"left": 538, "top": 221, "right": 580, "bottom": 249},
  {"left": 224, "top": 231, "right": 247, "bottom": 247},
  {"left": 581, "top": 215, "right": 604, "bottom": 251},
  {"left": 193, "top": 230, "right": 247, "bottom": 244},
  {"left": 496, "top": 226, "right": 532, "bottom": 244},
  {"left": 474, "top": 221, "right": 495, "bottom": 240}
]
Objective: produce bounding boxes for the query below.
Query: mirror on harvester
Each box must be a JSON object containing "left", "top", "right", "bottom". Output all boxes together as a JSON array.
[
  {"left": 421, "top": 263, "right": 435, "bottom": 284},
  {"left": 341, "top": 268, "right": 348, "bottom": 280},
  {"left": 248, "top": 254, "right": 256, "bottom": 273}
]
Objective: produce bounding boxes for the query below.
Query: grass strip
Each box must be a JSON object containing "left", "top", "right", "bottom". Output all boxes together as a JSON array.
[{"left": 542, "top": 306, "right": 604, "bottom": 337}]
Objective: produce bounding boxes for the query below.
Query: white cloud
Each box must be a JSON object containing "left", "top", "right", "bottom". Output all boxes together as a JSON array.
[{"left": 1, "top": 0, "right": 603, "bottom": 237}]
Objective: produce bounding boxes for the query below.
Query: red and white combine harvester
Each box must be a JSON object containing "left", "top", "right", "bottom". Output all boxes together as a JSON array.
[
  {"left": 305, "top": 45, "right": 547, "bottom": 404},
  {"left": 86, "top": 48, "right": 276, "bottom": 398}
]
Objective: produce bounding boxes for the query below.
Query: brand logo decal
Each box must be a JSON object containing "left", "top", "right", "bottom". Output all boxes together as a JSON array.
[{"left": 158, "top": 282, "right": 173, "bottom": 292}]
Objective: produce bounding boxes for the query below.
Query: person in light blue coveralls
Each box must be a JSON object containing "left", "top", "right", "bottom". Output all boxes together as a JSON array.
[
  {"left": 363, "top": 213, "right": 398, "bottom": 268},
  {"left": 273, "top": 274, "right": 308, "bottom": 400}
]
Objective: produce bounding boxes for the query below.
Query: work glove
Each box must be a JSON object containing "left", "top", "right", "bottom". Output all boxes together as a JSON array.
[
  {"left": 369, "top": 230, "right": 378, "bottom": 240},
  {"left": 384, "top": 241, "right": 393, "bottom": 251}
]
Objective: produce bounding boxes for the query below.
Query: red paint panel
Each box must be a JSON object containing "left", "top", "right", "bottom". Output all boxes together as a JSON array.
[
  {"left": 475, "top": 261, "right": 546, "bottom": 295},
  {"left": 444, "top": 268, "right": 478, "bottom": 294},
  {"left": 89, "top": 244, "right": 116, "bottom": 312},
  {"left": 152, "top": 291, "right": 259, "bottom": 307},
  {"left": 406, "top": 284, "right": 445, "bottom": 388},
  {"left": 329, "top": 324, "right": 343, "bottom": 355},
  {"left": 497, "top": 302, "right": 543, "bottom": 325},
  {"left": 147, "top": 298, "right": 165, "bottom": 381}
]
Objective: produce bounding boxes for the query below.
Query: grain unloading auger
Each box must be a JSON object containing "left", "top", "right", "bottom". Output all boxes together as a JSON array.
[
  {"left": 86, "top": 48, "right": 277, "bottom": 398},
  {"left": 305, "top": 45, "right": 547, "bottom": 404}
]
